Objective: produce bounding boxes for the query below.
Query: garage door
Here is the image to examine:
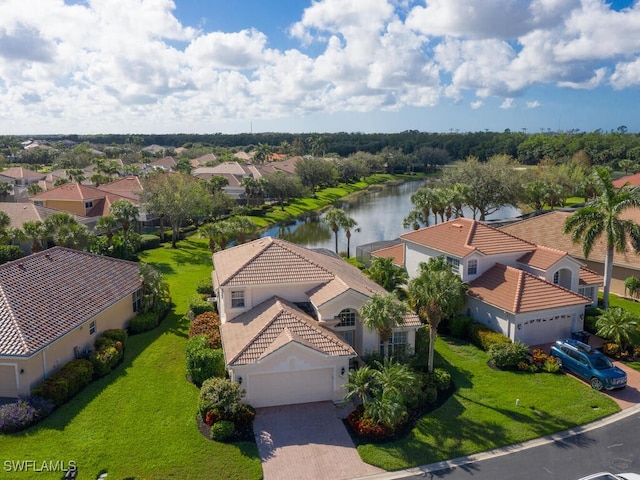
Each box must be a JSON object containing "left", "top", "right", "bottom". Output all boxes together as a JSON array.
[
  {"left": 521, "top": 316, "right": 572, "bottom": 346},
  {"left": 0, "top": 365, "right": 17, "bottom": 398},
  {"left": 249, "top": 368, "right": 334, "bottom": 408}
]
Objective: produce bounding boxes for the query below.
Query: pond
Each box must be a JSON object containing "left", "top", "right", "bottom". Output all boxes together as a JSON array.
[{"left": 261, "top": 180, "right": 521, "bottom": 254}]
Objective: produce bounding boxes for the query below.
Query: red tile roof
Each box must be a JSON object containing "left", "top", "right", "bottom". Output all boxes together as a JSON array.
[
  {"left": 517, "top": 245, "right": 568, "bottom": 270},
  {"left": 468, "top": 263, "right": 591, "bottom": 314},
  {"left": 99, "top": 176, "right": 144, "bottom": 201},
  {"left": 371, "top": 244, "right": 404, "bottom": 267},
  {"left": 1, "top": 167, "right": 45, "bottom": 181},
  {"left": 613, "top": 173, "right": 640, "bottom": 188},
  {"left": 579, "top": 267, "right": 603, "bottom": 286},
  {"left": 221, "top": 297, "right": 355, "bottom": 366},
  {"left": 0, "top": 248, "right": 142, "bottom": 356},
  {"left": 401, "top": 218, "right": 535, "bottom": 258}
]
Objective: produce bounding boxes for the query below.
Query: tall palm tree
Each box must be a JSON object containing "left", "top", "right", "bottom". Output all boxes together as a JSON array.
[
  {"left": 109, "top": 199, "right": 139, "bottom": 255},
  {"left": 253, "top": 143, "right": 272, "bottom": 164},
  {"left": 340, "top": 213, "right": 359, "bottom": 258},
  {"left": 96, "top": 214, "right": 119, "bottom": 248},
  {"left": 323, "top": 207, "right": 347, "bottom": 254},
  {"left": 564, "top": 167, "right": 640, "bottom": 309},
  {"left": 359, "top": 293, "right": 407, "bottom": 359},
  {"left": 22, "top": 220, "right": 48, "bottom": 252},
  {"left": 407, "top": 256, "right": 468, "bottom": 372},
  {"left": 366, "top": 257, "right": 408, "bottom": 295}
]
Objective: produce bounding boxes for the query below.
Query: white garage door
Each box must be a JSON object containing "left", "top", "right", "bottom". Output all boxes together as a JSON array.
[
  {"left": 0, "top": 365, "right": 18, "bottom": 398},
  {"left": 522, "top": 316, "right": 572, "bottom": 346},
  {"left": 249, "top": 368, "right": 334, "bottom": 408}
]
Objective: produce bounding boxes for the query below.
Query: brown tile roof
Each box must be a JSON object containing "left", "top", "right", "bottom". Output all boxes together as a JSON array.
[
  {"left": 579, "top": 266, "right": 603, "bottom": 286},
  {"left": 371, "top": 243, "right": 405, "bottom": 267},
  {"left": 468, "top": 263, "right": 591, "bottom": 314},
  {"left": 0, "top": 203, "right": 85, "bottom": 228},
  {"left": 613, "top": 173, "right": 640, "bottom": 188},
  {"left": 517, "top": 245, "right": 568, "bottom": 270},
  {"left": 500, "top": 210, "right": 640, "bottom": 270},
  {"left": 32, "top": 182, "right": 108, "bottom": 201},
  {"left": 401, "top": 218, "right": 535, "bottom": 258},
  {"left": 99, "top": 176, "right": 144, "bottom": 201},
  {"left": 149, "top": 156, "right": 176, "bottom": 168},
  {"left": 0, "top": 247, "right": 142, "bottom": 357},
  {"left": 221, "top": 297, "right": 355, "bottom": 366},
  {"left": 1, "top": 167, "right": 45, "bottom": 181}
]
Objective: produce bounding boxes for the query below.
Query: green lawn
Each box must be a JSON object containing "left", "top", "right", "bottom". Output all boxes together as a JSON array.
[
  {"left": 357, "top": 336, "right": 620, "bottom": 471},
  {"left": 0, "top": 238, "right": 262, "bottom": 480}
]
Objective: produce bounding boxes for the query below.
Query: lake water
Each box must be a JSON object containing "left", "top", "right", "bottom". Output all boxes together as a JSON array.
[{"left": 261, "top": 180, "right": 521, "bottom": 254}]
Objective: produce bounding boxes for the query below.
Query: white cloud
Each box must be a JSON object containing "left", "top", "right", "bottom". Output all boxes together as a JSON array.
[{"left": 0, "top": 0, "right": 639, "bottom": 133}]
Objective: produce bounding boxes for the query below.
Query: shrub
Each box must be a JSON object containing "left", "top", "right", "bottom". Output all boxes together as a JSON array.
[
  {"left": 0, "top": 399, "right": 54, "bottom": 434},
  {"left": 448, "top": 315, "right": 472, "bottom": 339},
  {"left": 229, "top": 404, "right": 256, "bottom": 429},
  {"left": 129, "top": 311, "right": 160, "bottom": 334},
  {"left": 90, "top": 344, "right": 122, "bottom": 378},
  {"left": 204, "top": 408, "right": 223, "bottom": 426},
  {"left": 542, "top": 356, "right": 561, "bottom": 373},
  {"left": 189, "top": 295, "right": 215, "bottom": 316},
  {"left": 423, "top": 368, "right": 452, "bottom": 391},
  {"left": 189, "top": 312, "right": 222, "bottom": 349},
  {"left": 196, "top": 277, "right": 213, "bottom": 295},
  {"left": 346, "top": 405, "right": 394, "bottom": 441},
  {"left": 199, "top": 377, "right": 244, "bottom": 420},
  {"left": 138, "top": 234, "right": 161, "bottom": 251},
  {"left": 32, "top": 359, "right": 94, "bottom": 407},
  {"left": 210, "top": 420, "right": 235, "bottom": 442},
  {"left": 469, "top": 323, "right": 511, "bottom": 351},
  {"left": 488, "top": 341, "right": 529, "bottom": 369},
  {"left": 101, "top": 328, "right": 128, "bottom": 344},
  {"left": 186, "top": 335, "right": 225, "bottom": 386},
  {"left": 603, "top": 342, "right": 621, "bottom": 358},
  {"left": 422, "top": 386, "right": 438, "bottom": 405},
  {"left": 0, "top": 245, "right": 24, "bottom": 265},
  {"left": 584, "top": 315, "right": 599, "bottom": 334},
  {"left": 585, "top": 307, "right": 602, "bottom": 317}
]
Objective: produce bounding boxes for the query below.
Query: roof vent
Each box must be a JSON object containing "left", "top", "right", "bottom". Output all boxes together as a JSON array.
[{"left": 45, "top": 253, "right": 52, "bottom": 260}]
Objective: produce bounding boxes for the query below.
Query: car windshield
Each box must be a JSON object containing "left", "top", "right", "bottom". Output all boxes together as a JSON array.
[{"left": 591, "top": 356, "right": 613, "bottom": 370}]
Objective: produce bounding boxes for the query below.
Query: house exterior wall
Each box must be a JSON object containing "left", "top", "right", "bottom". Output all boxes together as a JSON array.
[
  {"left": 467, "top": 298, "right": 515, "bottom": 340},
  {"left": 228, "top": 343, "right": 350, "bottom": 407},
  {"left": 0, "top": 293, "right": 136, "bottom": 398},
  {"left": 37, "top": 199, "right": 85, "bottom": 216}
]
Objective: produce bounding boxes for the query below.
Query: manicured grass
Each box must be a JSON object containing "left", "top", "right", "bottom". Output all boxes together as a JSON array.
[
  {"left": 357, "top": 336, "right": 620, "bottom": 471},
  {"left": 0, "top": 238, "right": 262, "bottom": 480},
  {"left": 602, "top": 292, "right": 640, "bottom": 316}
]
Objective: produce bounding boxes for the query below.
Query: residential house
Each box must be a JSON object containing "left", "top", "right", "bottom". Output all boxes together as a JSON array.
[
  {"left": 613, "top": 173, "right": 640, "bottom": 188},
  {"left": 148, "top": 156, "right": 177, "bottom": 172},
  {"left": 0, "top": 247, "right": 143, "bottom": 398},
  {"left": 500, "top": 209, "right": 640, "bottom": 297},
  {"left": 372, "top": 218, "right": 601, "bottom": 346},
  {"left": 213, "top": 237, "right": 420, "bottom": 408},
  {"left": 193, "top": 161, "right": 259, "bottom": 200},
  {"left": 190, "top": 153, "right": 217, "bottom": 168}
]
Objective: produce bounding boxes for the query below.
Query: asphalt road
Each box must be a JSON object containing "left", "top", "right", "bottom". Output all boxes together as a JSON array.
[{"left": 394, "top": 409, "right": 640, "bottom": 480}]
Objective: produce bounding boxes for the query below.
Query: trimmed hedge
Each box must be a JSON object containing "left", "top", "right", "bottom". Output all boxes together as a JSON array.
[
  {"left": 423, "top": 368, "right": 452, "bottom": 391},
  {"left": 189, "top": 312, "right": 222, "bottom": 349},
  {"left": 138, "top": 234, "right": 162, "bottom": 251},
  {"left": 210, "top": 420, "right": 235, "bottom": 442},
  {"left": 488, "top": 341, "right": 529, "bottom": 369},
  {"left": 101, "top": 328, "right": 128, "bottom": 344},
  {"left": 189, "top": 295, "right": 215, "bottom": 316},
  {"left": 196, "top": 278, "right": 213, "bottom": 295},
  {"left": 32, "top": 359, "right": 94, "bottom": 407},
  {"left": 448, "top": 315, "right": 472, "bottom": 339},
  {"left": 469, "top": 322, "right": 511, "bottom": 351},
  {"left": 90, "top": 337, "right": 124, "bottom": 378},
  {"left": 186, "top": 335, "right": 225, "bottom": 386},
  {"left": 129, "top": 311, "right": 160, "bottom": 334}
]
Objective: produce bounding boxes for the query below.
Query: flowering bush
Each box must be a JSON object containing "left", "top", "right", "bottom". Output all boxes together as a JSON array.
[
  {"left": 346, "top": 406, "right": 395, "bottom": 441},
  {"left": 189, "top": 312, "right": 222, "bottom": 349},
  {"left": 204, "top": 408, "right": 223, "bottom": 426},
  {"left": 0, "top": 397, "right": 54, "bottom": 434}
]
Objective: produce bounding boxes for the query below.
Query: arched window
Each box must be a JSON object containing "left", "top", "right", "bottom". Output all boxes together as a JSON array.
[
  {"left": 553, "top": 271, "right": 559, "bottom": 284},
  {"left": 336, "top": 308, "right": 357, "bottom": 327}
]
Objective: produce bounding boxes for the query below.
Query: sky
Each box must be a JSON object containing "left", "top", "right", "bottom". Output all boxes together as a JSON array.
[{"left": 1, "top": 0, "right": 640, "bottom": 135}]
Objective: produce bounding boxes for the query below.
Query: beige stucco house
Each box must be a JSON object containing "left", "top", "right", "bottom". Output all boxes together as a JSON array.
[
  {"left": 0, "top": 248, "right": 143, "bottom": 398},
  {"left": 373, "top": 218, "right": 602, "bottom": 346},
  {"left": 212, "top": 237, "right": 420, "bottom": 408}
]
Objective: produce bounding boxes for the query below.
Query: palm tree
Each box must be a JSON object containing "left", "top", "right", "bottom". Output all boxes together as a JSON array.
[
  {"left": 359, "top": 293, "right": 407, "bottom": 359},
  {"left": 96, "top": 214, "right": 119, "bottom": 248},
  {"left": 322, "top": 207, "right": 348, "bottom": 254},
  {"left": 366, "top": 257, "right": 408, "bottom": 295},
  {"left": 596, "top": 308, "right": 639, "bottom": 353},
  {"left": 407, "top": 256, "right": 468, "bottom": 372},
  {"left": 253, "top": 143, "right": 272, "bottom": 164},
  {"left": 0, "top": 181, "right": 13, "bottom": 201},
  {"left": 27, "top": 183, "right": 43, "bottom": 196},
  {"left": 199, "top": 223, "right": 223, "bottom": 253},
  {"left": 564, "top": 167, "right": 640, "bottom": 309},
  {"left": 22, "top": 220, "right": 48, "bottom": 252},
  {"left": 340, "top": 213, "right": 359, "bottom": 258},
  {"left": 343, "top": 365, "right": 377, "bottom": 408},
  {"left": 109, "top": 199, "right": 139, "bottom": 255}
]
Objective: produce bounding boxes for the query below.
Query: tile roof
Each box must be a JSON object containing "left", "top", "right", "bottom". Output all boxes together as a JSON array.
[
  {"left": 613, "top": 173, "right": 640, "bottom": 188},
  {"left": 371, "top": 243, "right": 405, "bottom": 267},
  {"left": 31, "top": 182, "right": 109, "bottom": 201},
  {"left": 194, "top": 162, "right": 248, "bottom": 176},
  {"left": 468, "top": 263, "right": 591, "bottom": 314},
  {"left": 0, "top": 247, "right": 142, "bottom": 357},
  {"left": 221, "top": 297, "right": 355, "bottom": 366},
  {"left": 500, "top": 210, "right": 640, "bottom": 270},
  {"left": 579, "top": 266, "right": 603, "bottom": 286},
  {"left": 149, "top": 156, "right": 176, "bottom": 168},
  {"left": 1, "top": 167, "right": 45, "bottom": 181},
  {"left": 401, "top": 218, "right": 535, "bottom": 258},
  {"left": 0, "top": 202, "right": 86, "bottom": 228},
  {"left": 517, "top": 245, "right": 568, "bottom": 270},
  {"left": 99, "top": 176, "right": 144, "bottom": 200}
]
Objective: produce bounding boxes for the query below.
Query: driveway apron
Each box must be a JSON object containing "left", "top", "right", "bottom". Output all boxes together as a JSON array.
[{"left": 254, "top": 401, "right": 384, "bottom": 480}]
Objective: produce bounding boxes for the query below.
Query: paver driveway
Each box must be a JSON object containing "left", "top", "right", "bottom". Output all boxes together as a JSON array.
[{"left": 254, "top": 401, "right": 384, "bottom": 480}]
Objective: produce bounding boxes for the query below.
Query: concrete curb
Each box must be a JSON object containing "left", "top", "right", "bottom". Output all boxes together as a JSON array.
[{"left": 352, "top": 403, "right": 640, "bottom": 480}]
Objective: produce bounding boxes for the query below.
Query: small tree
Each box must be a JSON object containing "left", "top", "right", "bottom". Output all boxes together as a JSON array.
[
  {"left": 360, "top": 293, "right": 407, "bottom": 359},
  {"left": 596, "top": 307, "right": 640, "bottom": 353}
]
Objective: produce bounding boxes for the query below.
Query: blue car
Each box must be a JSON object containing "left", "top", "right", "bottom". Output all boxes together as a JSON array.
[{"left": 550, "top": 338, "right": 627, "bottom": 391}]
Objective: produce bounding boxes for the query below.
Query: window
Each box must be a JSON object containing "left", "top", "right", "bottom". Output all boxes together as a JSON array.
[
  {"left": 89, "top": 321, "right": 96, "bottom": 335},
  {"left": 579, "top": 287, "right": 594, "bottom": 298},
  {"left": 231, "top": 290, "right": 245, "bottom": 308},
  {"left": 336, "top": 309, "right": 356, "bottom": 327},
  {"left": 342, "top": 331, "right": 355, "bottom": 347},
  {"left": 467, "top": 259, "right": 478, "bottom": 275},
  {"left": 380, "top": 331, "right": 408, "bottom": 356},
  {"left": 446, "top": 256, "right": 460, "bottom": 273},
  {"left": 553, "top": 271, "right": 559, "bottom": 284},
  {"left": 132, "top": 288, "right": 143, "bottom": 313},
  {"left": 85, "top": 201, "right": 93, "bottom": 209}
]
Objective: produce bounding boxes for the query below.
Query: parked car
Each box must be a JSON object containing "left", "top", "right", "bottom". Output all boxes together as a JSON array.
[
  {"left": 577, "top": 473, "right": 640, "bottom": 480},
  {"left": 550, "top": 338, "right": 627, "bottom": 391}
]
